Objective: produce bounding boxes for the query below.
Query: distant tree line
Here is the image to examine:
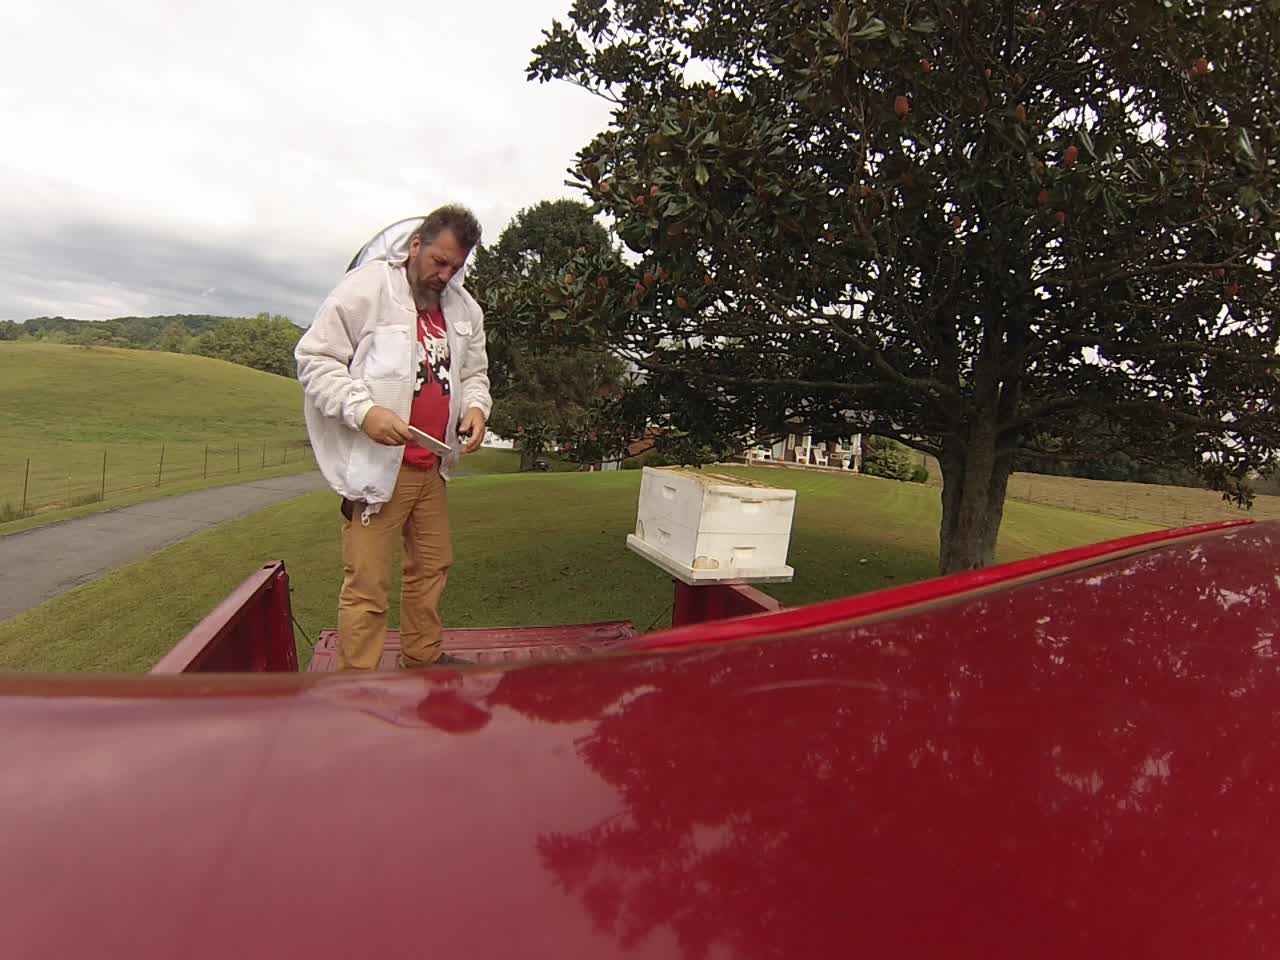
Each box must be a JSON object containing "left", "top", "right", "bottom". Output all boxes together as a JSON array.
[
  {"left": 0, "top": 313, "right": 302, "bottom": 379},
  {"left": 1014, "top": 448, "right": 1208, "bottom": 489}
]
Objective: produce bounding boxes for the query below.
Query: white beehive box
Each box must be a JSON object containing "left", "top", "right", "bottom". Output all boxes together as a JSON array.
[{"left": 626, "top": 467, "right": 796, "bottom": 584}]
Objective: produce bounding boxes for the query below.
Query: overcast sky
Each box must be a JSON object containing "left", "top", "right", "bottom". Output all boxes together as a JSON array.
[{"left": 0, "top": 1, "right": 613, "bottom": 325}]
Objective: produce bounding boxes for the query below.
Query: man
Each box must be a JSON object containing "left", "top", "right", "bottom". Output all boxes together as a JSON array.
[{"left": 295, "top": 205, "right": 491, "bottom": 670}]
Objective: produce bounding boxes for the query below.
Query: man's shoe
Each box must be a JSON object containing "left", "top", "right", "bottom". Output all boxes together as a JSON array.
[
  {"left": 433, "top": 652, "right": 474, "bottom": 667},
  {"left": 399, "top": 651, "right": 473, "bottom": 669}
]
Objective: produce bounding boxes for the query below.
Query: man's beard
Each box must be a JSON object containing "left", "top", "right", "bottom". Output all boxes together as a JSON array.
[{"left": 412, "top": 279, "right": 441, "bottom": 310}]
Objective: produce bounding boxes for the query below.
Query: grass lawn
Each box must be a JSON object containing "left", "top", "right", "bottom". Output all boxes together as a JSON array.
[
  {"left": 0, "top": 468, "right": 1152, "bottom": 673},
  {"left": 0, "top": 342, "right": 313, "bottom": 531},
  {"left": 914, "top": 455, "right": 1280, "bottom": 529},
  {"left": 994, "top": 470, "right": 1280, "bottom": 528},
  {"left": 452, "top": 447, "right": 580, "bottom": 476}
]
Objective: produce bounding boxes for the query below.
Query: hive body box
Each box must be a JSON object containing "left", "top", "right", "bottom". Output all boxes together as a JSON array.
[{"left": 626, "top": 468, "right": 796, "bottom": 584}]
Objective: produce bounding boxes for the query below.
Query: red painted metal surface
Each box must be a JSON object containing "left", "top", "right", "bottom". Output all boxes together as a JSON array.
[
  {"left": 630, "top": 519, "right": 1255, "bottom": 651},
  {"left": 671, "top": 580, "right": 781, "bottom": 627},
  {"left": 150, "top": 561, "right": 298, "bottom": 674},
  {"left": 3, "top": 521, "right": 1279, "bottom": 958},
  {"left": 307, "top": 622, "right": 636, "bottom": 671}
]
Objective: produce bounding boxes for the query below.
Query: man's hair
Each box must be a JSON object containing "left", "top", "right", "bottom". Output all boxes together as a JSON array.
[{"left": 413, "top": 204, "right": 482, "bottom": 251}]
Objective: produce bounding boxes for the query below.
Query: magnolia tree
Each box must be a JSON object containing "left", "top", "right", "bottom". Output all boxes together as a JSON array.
[{"left": 511, "top": 0, "right": 1279, "bottom": 572}]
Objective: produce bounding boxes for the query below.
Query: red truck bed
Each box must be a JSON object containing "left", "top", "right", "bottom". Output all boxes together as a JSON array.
[{"left": 307, "top": 622, "right": 636, "bottom": 670}]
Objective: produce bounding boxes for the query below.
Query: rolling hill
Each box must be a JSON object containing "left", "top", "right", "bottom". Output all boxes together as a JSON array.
[{"left": 0, "top": 341, "right": 313, "bottom": 527}]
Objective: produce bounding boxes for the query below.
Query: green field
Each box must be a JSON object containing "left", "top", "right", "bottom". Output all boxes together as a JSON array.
[
  {"left": 452, "top": 447, "right": 581, "bottom": 476},
  {"left": 0, "top": 467, "right": 1151, "bottom": 673},
  {"left": 0, "top": 341, "right": 314, "bottom": 531},
  {"left": 913, "top": 455, "right": 1280, "bottom": 529}
]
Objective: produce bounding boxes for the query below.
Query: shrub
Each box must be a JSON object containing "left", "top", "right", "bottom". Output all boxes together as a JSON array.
[{"left": 862, "top": 436, "right": 913, "bottom": 481}]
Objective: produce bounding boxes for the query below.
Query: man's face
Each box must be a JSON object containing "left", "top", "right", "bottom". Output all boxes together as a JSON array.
[{"left": 407, "top": 228, "right": 469, "bottom": 302}]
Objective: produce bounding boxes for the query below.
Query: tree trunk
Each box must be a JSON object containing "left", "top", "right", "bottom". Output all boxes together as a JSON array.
[
  {"left": 937, "top": 428, "right": 1015, "bottom": 575},
  {"left": 519, "top": 444, "right": 539, "bottom": 472}
]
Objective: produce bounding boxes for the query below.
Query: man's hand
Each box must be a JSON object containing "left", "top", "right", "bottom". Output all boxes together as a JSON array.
[
  {"left": 458, "top": 407, "right": 488, "bottom": 454},
  {"left": 361, "top": 406, "right": 413, "bottom": 446}
]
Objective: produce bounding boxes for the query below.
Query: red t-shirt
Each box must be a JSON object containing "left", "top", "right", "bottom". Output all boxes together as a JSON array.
[{"left": 403, "top": 307, "right": 451, "bottom": 470}]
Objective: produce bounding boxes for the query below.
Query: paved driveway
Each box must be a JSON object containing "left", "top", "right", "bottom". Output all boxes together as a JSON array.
[{"left": 0, "top": 473, "right": 329, "bottom": 621}]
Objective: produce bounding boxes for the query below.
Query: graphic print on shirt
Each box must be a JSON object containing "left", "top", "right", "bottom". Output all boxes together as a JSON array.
[
  {"left": 414, "top": 318, "right": 451, "bottom": 400},
  {"left": 404, "top": 307, "right": 453, "bottom": 470}
]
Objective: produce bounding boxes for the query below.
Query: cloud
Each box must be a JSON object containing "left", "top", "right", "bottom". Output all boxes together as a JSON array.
[
  {"left": 1, "top": 214, "right": 337, "bottom": 322},
  {"left": 0, "top": 0, "right": 612, "bottom": 323}
]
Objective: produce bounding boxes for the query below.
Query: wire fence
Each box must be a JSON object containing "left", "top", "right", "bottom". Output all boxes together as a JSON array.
[{"left": 0, "top": 439, "right": 316, "bottom": 524}]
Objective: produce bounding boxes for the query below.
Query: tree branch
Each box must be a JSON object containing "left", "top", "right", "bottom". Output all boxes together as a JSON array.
[
  {"left": 1040, "top": 258, "right": 1256, "bottom": 290},
  {"left": 710, "top": 282, "right": 961, "bottom": 401},
  {"left": 632, "top": 354, "right": 889, "bottom": 396},
  {"left": 1005, "top": 391, "right": 1280, "bottom": 440},
  {"left": 857, "top": 424, "right": 942, "bottom": 459},
  {"left": 1052, "top": 333, "right": 1280, "bottom": 365}
]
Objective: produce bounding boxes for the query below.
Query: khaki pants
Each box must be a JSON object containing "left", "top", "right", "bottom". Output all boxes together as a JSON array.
[{"left": 338, "top": 463, "right": 452, "bottom": 670}]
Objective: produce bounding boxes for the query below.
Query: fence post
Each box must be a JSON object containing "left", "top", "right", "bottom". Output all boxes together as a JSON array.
[
  {"left": 236, "top": 445, "right": 241, "bottom": 473},
  {"left": 101, "top": 450, "right": 107, "bottom": 501},
  {"left": 22, "top": 458, "right": 30, "bottom": 515},
  {"left": 282, "top": 445, "right": 287, "bottom": 465},
  {"left": 261, "top": 442, "right": 266, "bottom": 468},
  {"left": 204, "top": 444, "right": 209, "bottom": 479},
  {"left": 157, "top": 444, "right": 165, "bottom": 486}
]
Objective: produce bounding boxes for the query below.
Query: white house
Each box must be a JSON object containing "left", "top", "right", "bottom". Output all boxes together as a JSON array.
[{"left": 747, "top": 422, "right": 863, "bottom": 471}]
